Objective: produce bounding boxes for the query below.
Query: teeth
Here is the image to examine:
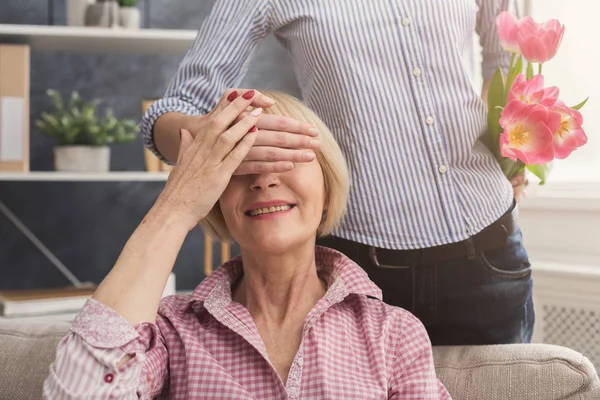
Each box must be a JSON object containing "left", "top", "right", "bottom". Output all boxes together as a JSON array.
[{"left": 248, "top": 205, "right": 292, "bottom": 216}]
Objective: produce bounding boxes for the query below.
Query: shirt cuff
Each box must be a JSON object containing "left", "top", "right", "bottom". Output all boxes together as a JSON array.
[
  {"left": 140, "top": 97, "right": 206, "bottom": 165},
  {"left": 71, "top": 298, "right": 140, "bottom": 349}
]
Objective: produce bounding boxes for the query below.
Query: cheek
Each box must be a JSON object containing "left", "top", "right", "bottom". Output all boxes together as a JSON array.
[{"left": 218, "top": 184, "right": 243, "bottom": 224}]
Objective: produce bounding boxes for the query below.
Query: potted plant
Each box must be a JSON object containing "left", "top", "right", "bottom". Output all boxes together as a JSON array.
[
  {"left": 35, "top": 90, "right": 138, "bottom": 172},
  {"left": 118, "top": 0, "right": 141, "bottom": 29},
  {"left": 85, "top": 0, "right": 120, "bottom": 28}
]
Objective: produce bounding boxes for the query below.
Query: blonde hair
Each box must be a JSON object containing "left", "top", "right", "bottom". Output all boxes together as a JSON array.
[{"left": 200, "top": 91, "right": 350, "bottom": 242}]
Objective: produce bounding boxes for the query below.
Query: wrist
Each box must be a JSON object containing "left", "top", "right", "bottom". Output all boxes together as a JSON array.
[{"left": 149, "top": 195, "right": 202, "bottom": 233}]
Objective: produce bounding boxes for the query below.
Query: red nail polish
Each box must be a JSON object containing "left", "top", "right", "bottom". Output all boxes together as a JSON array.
[
  {"left": 248, "top": 126, "right": 257, "bottom": 133},
  {"left": 242, "top": 90, "right": 255, "bottom": 100},
  {"left": 227, "top": 91, "right": 238, "bottom": 102}
]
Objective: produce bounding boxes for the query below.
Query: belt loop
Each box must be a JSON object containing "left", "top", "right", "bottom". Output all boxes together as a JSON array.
[{"left": 465, "top": 236, "right": 476, "bottom": 260}]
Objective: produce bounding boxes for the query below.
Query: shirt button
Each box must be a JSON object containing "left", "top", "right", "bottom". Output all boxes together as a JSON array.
[
  {"left": 438, "top": 165, "right": 448, "bottom": 174},
  {"left": 104, "top": 373, "right": 114, "bottom": 383},
  {"left": 401, "top": 17, "right": 411, "bottom": 26},
  {"left": 425, "top": 116, "right": 435, "bottom": 125},
  {"left": 412, "top": 67, "right": 422, "bottom": 76}
]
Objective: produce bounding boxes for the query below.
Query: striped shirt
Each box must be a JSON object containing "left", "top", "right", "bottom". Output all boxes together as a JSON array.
[
  {"left": 43, "top": 247, "right": 451, "bottom": 399},
  {"left": 141, "top": 0, "right": 516, "bottom": 250}
]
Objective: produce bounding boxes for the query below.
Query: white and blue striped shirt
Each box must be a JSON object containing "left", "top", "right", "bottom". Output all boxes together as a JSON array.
[{"left": 142, "top": 0, "right": 516, "bottom": 250}]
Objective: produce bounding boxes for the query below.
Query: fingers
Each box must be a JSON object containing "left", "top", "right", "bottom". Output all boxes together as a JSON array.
[
  {"left": 256, "top": 113, "right": 319, "bottom": 137},
  {"left": 510, "top": 174, "right": 525, "bottom": 186},
  {"left": 252, "top": 130, "right": 320, "bottom": 150},
  {"left": 233, "top": 161, "right": 295, "bottom": 176},
  {"left": 209, "top": 107, "right": 264, "bottom": 162},
  {"left": 243, "top": 146, "right": 316, "bottom": 163},
  {"left": 176, "top": 128, "right": 194, "bottom": 164},
  {"left": 211, "top": 88, "right": 276, "bottom": 115},
  {"left": 222, "top": 133, "right": 259, "bottom": 173}
]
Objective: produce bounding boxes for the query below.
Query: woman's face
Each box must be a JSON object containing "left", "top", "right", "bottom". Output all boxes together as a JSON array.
[{"left": 219, "top": 158, "right": 326, "bottom": 254}]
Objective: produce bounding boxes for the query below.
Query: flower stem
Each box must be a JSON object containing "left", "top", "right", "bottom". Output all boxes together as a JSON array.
[
  {"left": 509, "top": 53, "right": 516, "bottom": 73},
  {"left": 538, "top": 63, "right": 543, "bottom": 75}
]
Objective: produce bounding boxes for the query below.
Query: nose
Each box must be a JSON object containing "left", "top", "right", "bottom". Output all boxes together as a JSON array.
[{"left": 249, "top": 173, "right": 280, "bottom": 191}]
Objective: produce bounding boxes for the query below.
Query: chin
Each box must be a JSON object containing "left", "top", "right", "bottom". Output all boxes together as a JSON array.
[{"left": 240, "top": 231, "right": 315, "bottom": 255}]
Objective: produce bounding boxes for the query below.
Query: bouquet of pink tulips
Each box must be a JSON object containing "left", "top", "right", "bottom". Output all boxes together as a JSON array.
[{"left": 487, "top": 12, "right": 588, "bottom": 184}]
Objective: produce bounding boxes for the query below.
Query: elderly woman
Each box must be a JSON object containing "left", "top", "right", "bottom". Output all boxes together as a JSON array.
[{"left": 43, "top": 90, "right": 450, "bottom": 399}]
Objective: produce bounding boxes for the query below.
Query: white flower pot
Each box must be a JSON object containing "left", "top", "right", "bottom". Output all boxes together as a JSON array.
[
  {"left": 66, "top": 0, "right": 93, "bottom": 26},
  {"left": 85, "top": 1, "right": 120, "bottom": 27},
  {"left": 119, "top": 7, "right": 141, "bottom": 29},
  {"left": 54, "top": 146, "right": 110, "bottom": 172}
]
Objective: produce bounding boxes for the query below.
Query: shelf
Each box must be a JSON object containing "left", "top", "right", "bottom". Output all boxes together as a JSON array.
[
  {"left": 0, "top": 171, "right": 170, "bottom": 181},
  {"left": 0, "top": 24, "right": 197, "bottom": 54}
]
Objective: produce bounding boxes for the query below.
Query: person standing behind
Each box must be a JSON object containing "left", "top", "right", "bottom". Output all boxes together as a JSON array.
[{"left": 141, "top": 0, "right": 532, "bottom": 346}]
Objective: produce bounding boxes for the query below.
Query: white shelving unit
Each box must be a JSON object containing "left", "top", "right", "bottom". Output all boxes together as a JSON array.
[
  {"left": 0, "top": 171, "right": 169, "bottom": 181},
  {"left": 0, "top": 23, "right": 187, "bottom": 288},
  {"left": 0, "top": 23, "right": 197, "bottom": 54}
]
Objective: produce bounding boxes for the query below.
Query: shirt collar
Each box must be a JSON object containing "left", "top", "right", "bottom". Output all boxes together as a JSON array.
[{"left": 182, "top": 246, "right": 382, "bottom": 313}]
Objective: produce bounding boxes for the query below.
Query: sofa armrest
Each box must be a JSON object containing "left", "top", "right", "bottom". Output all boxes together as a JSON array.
[{"left": 433, "top": 344, "right": 600, "bottom": 400}]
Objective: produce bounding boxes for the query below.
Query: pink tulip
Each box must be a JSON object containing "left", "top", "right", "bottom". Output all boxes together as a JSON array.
[
  {"left": 499, "top": 100, "right": 561, "bottom": 164},
  {"left": 550, "top": 102, "right": 588, "bottom": 159},
  {"left": 496, "top": 11, "right": 521, "bottom": 53},
  {"left": 508, "top": 74, "right": 559, "bottom": 107},
  {"left": 518, "top": 16, "right": 565, "bottom": 63}
]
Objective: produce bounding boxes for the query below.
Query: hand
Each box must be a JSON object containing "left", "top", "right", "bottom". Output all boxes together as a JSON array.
[
  {"left": 511, "top": 173, "right": 529, "bottom": 203},
  {"left": 157, "top": 92, "right": 261, "bottom": 231},
  {"left": 233, "top": 112, "right": 320, "bottom": 175},
  {"left": 188, "top": 88, "right": 320, "bottom": 175}
]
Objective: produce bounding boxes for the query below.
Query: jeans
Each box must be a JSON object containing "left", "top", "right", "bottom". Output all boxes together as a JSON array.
[{"left": 317, "top": 228, "right": 535, "bottom": 346}]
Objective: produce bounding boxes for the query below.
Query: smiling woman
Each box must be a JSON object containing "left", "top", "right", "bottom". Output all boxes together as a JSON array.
[
  {"left": 201, "top": 91, "right": 349, "bottom": 243},
  {"left": 42, "top": 90, "right": 450, "bottom": 399}
]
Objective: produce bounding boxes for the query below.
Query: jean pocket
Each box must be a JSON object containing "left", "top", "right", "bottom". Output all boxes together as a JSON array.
[{"left": 477, "top": 230, "right": 532, "bottom": 280}]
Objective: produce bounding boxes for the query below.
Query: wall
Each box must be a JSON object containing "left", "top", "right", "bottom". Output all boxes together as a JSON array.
[{"left": 0, "top": 0, "right": 300, "bottom": 290}]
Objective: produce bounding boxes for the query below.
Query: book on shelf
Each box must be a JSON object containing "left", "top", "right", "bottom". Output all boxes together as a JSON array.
[
  {"left": 0, "top": 44, "right": 30, "bottom": 172},
  {"left": 0, "top": 284, "right": 96, "bottom": 318}
]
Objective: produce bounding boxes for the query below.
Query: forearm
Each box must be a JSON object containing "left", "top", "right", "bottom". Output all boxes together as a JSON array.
[
  {"left": 92, "top": 202, "right": 189, "bottom": 326},
  {"left": 152, "top": 112, "right": 200, "bottom": 164}
]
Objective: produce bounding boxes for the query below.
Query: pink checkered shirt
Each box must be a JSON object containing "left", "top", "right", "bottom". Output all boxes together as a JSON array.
[{"left": 43, "top": 247, "right": 451, "bottom": 399}]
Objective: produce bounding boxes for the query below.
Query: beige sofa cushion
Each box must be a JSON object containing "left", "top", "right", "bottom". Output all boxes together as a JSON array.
[
  {"left": 433, "top": 344, "right": 600, "bottom": 400},
  {"left": 0, "top": 318, "right": 70, "bottom": 400},
  {"left": 1, "top": 318, "right": 599, "bottom": 400}
]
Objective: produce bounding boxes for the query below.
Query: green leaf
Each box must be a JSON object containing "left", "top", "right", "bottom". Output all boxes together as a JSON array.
[
  {"left": 571, "top": 97, "right": 589, "bottom": 111},
  {"left": 526, "top": 163, "right": 553, "bottom": 185},
  {"left": 505, "top": 55, "right": 523, "bottom": 101},
  {"left": 486, "top": 67, "right": 505, "bottom": 156},
  {"left": 526, "top": 61, "right": 534, "bottom": 80}
]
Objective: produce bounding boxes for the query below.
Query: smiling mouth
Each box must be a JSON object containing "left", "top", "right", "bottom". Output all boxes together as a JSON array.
[{"left": 245, "top": 204, "right": 295, "bottom": 217}]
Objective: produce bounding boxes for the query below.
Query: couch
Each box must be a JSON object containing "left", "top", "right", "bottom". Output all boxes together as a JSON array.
[{"left": 1, "top": 318, "right": 598, "bottom": 399}]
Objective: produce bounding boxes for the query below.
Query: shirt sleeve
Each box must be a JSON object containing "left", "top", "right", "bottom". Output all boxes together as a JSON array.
[
  {"left": 387, "top": 311, "right": 451, "bottom": 399},
  {"left": 476, "top": 0, "right": 518, "bottom": 79},
  {"left": 141, "top": 0, "right": 274, "bottom": 163},
  {"left": 42, "top": 298, "right": 169, "bottom": 400}
]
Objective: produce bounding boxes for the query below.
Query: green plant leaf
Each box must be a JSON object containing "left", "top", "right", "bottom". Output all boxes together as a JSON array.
[
  {"left": 526, "top": 61, "right": 534, "bottom": 80},
  {"left": 526, "top": 163, "right": 553, "bottom": 185},
  {"left": 505, "top": 55, "right": 523, "bottom": 101},
  {"left": 571, "top": 97, "right": 589, "bottom": 111},
  {"left": 486, "top": 67, "right": 505, "bottom": 157}
]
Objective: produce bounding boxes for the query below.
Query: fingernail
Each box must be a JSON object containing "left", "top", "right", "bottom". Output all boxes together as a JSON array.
[
  {"left": 250, "top": 107, "right": 263, "bottom": 117},
  {"left": 264, "top": 96, "right": 276, "bottom": 105},
  {"left": 309, "top": 139, "right": 320, "bottom": 148},
  {"left": 227, "top": 91, "right": 238, "bottom": 102},
  {"left": 242, "top": 90, "right": 256, "bottom": 100},
  {"left": 308, "top": 128, "right": 319, "bottom": 136},
  {"left": 248, "top": 125, "right": 257, "bottom": 133},
  {"left": 305, "top": 152, "right": 316, "bottom": 161}
]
